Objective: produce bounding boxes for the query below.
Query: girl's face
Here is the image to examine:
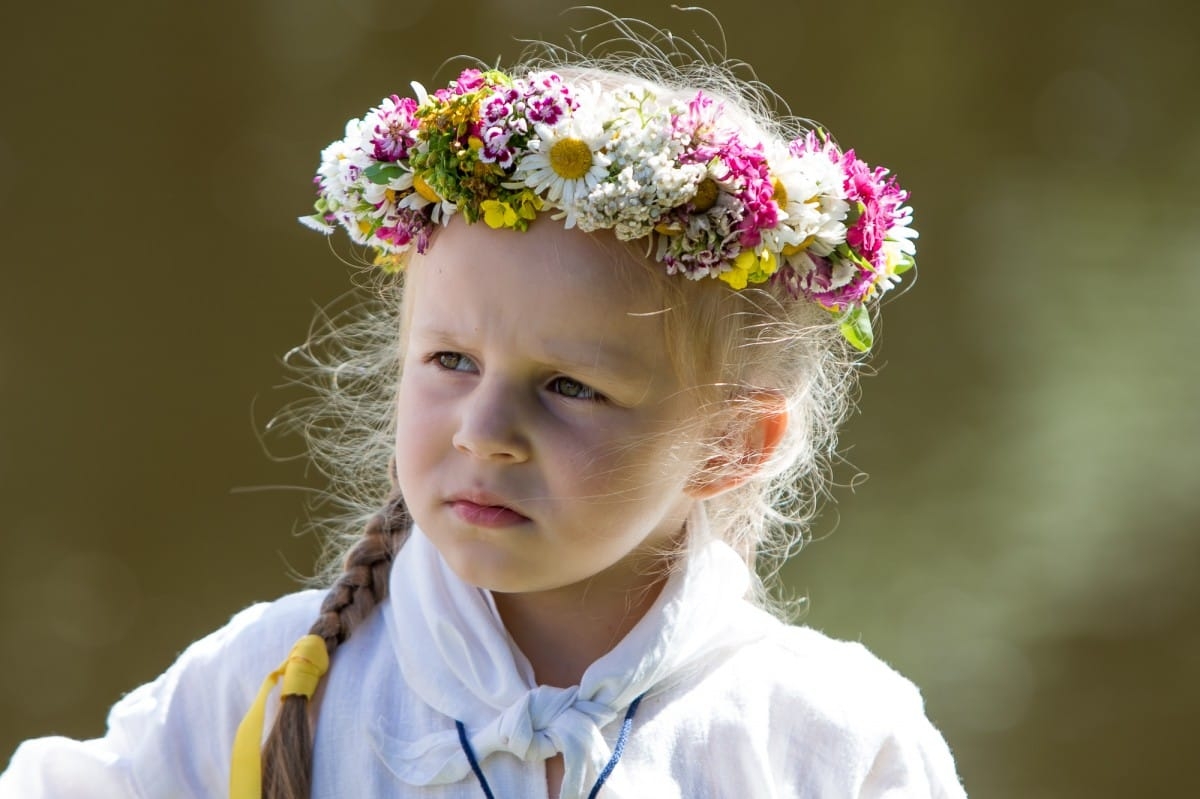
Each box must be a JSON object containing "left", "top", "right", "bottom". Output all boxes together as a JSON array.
[{"left": 393, "top": 219, "right": 709, "bottom": 599}]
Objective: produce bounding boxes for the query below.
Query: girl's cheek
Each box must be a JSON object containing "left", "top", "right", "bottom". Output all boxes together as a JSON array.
[{"left": 400, "top": 371, "right": 444, "bottom": 406}]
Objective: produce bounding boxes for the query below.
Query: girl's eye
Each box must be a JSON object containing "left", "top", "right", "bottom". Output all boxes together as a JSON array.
[
  {"left": 432, "top": 352, "right": 477, "bottom": 372},
  {"left": 549, "top": 376, "right": 601, "bottom": 401}
]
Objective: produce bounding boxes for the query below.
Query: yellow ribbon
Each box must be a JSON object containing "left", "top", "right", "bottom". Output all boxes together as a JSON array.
[{"left": 229, "top": 634, "right": 329, "bottom": 799}]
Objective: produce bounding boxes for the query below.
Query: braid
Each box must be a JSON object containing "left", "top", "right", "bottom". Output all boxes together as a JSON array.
[{"left": 260, "top": 493, "right": 411, "bottom": 799}]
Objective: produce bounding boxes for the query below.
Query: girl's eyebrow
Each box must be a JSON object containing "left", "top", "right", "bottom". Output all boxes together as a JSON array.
[
  {"left": 547, "top": 347, "right": 643, "bottom": 379},
  {"left": 539, "top": 342, "right": 653, "bottom": 382},
  {"left": 411, "top": 327, "right": 464, "bottom": 348},
  {"left": 413, "top": 325, "right": 653, "bottom": 383}
]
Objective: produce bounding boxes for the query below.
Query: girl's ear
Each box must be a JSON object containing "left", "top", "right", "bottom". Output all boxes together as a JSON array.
[{"left": 686, "top": 391, "right": 789, "bottom": 500}]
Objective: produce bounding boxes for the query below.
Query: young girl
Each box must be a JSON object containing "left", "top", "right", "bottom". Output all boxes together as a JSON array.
[{"left": 0, "top": 34, "right": 965, "bottom": 799}]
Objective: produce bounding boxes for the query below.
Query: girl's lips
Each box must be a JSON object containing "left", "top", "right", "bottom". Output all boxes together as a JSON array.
[{"left": 449, "top": 499, "right": 530, "bottom": 528}]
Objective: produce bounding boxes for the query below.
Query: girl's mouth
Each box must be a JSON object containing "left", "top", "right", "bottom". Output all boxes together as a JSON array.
[{"left": 448, "top": 498, "right": 530, "bottom": 528}]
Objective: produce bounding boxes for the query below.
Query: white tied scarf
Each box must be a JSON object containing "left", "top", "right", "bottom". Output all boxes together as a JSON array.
[{"left": 368, "top": 506, "right": 772, "bottom": 797}]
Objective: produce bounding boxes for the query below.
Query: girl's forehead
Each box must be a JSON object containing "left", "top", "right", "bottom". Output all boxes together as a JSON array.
[
  {"left": 408, "top": 219, "right": 670, "bottom": 317},
  {"left": 403, "top": 220, "right": 677, "bottom": 364}
]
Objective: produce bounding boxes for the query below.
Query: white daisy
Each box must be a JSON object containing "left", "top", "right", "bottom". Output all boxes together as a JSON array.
[
  {"left": 312, "top": 119, "right": 376, "bottom": 244},
  {"left": 315, "top": 119, "right": 372, "bottom": 211},
  {"left": 759, "top": 146, "right": 815, "bottom": 252},
  {"left": 769, "top": 149, "right": 850, "bottom": 261},
  {"left": 512, "top": 106, "right": 611, "bottom": 211},
  {"left": 888, "top": 205, "right": 919, "bottom": 258},
  {"left": 361, "top": 169, "right": 413, "bottom": 208},
  {"left": 796, "top": 150, "right": 851, "bottom": 255}
]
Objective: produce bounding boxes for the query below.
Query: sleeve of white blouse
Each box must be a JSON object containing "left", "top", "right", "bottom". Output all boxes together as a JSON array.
[
  {"left": 856, "top": 685, "right": 968, "bottom": 799},
  {"left": 0, "top": 593, "right": 319, "bottom": 799}
]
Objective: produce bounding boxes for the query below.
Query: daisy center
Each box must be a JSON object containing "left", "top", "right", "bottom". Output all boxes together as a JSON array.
[
  {"left": 782, "top": 235, "right": 815, "bottom": 256},
  {"left": 548, "top": 138, "right": 593, "bottom": 179},
  {"left": 691, "top": 178, "right": 719, "bottom": 212},
  {"left": 772, "top": 177, "right": 788, "bottom": 208}
]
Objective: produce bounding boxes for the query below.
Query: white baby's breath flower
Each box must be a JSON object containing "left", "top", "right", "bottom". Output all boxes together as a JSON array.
[{"left": 573, "top": 87, "right": 703, "bottom": 236}]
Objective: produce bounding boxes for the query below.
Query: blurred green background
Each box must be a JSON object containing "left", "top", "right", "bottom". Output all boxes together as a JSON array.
[{"left": 2, "top": 1, "right": 1197, "bottom": 796}]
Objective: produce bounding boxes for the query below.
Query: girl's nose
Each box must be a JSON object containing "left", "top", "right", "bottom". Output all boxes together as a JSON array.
[{"left": 452, "top": 381, "right": 531, "bottom": 463}]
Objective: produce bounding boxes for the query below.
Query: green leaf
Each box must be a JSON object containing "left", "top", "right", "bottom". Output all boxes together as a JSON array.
[
  {"left": 845, "top": 200, "right": 865, "bottom": 226},
  {"left": 893, "top": 257, "right": 915, "bottom": 275},
  {"left": 364, "top": 163, "right": 406, "bottom": 184},
  {"left": 839, "top": 305, "right": 874, "bottom": 352},
  {"left": 484, "top": 69, "right": 512, "bottom": 87},
  {"left": 835, "top": 243, "right": 872, "bottom": 271}
]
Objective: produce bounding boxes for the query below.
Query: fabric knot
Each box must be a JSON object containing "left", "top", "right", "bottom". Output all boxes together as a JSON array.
[
  {"left": 280, "top": 634, "right": 330, "bottom": 698},
  {"left": 368, "top": 683, "right": 623, "bottom": 788},
  {"left": 486, "top": 684, "right": 617, "bottom": 763},
  {"left": 492, "top": 684, "right": 575, "bottom": 758},
  {"left": 230, "top": 634, "right": 330, "bottom": 799}
]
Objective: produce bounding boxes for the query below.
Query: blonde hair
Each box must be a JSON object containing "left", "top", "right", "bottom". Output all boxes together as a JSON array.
[{"left": 261, "top": 16, "right": 867, "bottom": 797}]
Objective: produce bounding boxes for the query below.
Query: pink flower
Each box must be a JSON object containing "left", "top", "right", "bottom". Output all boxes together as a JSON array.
[
  {"left": 369, "top": 96, "right": 419, "bottom": 162},
  {"left": 478, "top": 125, "right": 517, "bottom": 168},
  {"left": 775, "top": 253, "right": 878, "bottom": 310},
  {"left": 787, "top": 129, "right": 834, "bottom": 160},
  {"left": 431, "top": 69, "right": 485, "bottom": 103},
  {"left": 454, "top": 68, "right": 486, "bottom": 93},
  {"left": 521, "top": 73, "right": 576, "bottom": 125},
  {"left": 376, "top": 207, "right": 435, "bottom": 253},
  {"left": 790, "top": 132, "right": 911, "bottom": 269},
  {"left": 840, "top": 153, "right": 908, "bottom": 267},
  {"left": 481, "top": 93, "right": 515, "bottom": 125},
  {"left": 672, "top": 92, "right": 721, "bottom": 144},
  {"left": 718, "top": 143, "right": 778, "bottom": 248},
  {"left": 662, "top": 93, "right": 779, "bottom": 271}
]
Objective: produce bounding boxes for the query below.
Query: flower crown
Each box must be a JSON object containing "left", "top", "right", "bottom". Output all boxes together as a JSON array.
[{"left": 300, "top": 68, "right": 917, "bottom": 350}]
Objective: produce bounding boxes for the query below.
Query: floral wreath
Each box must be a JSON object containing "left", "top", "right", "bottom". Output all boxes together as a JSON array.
[{"left": 300, "top": 68, "right": 917, "bottom": 350}]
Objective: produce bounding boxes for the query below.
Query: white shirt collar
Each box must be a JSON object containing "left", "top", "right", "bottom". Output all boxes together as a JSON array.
[{"left": 369, "top": 505, "right": 771, "bottom": 796}]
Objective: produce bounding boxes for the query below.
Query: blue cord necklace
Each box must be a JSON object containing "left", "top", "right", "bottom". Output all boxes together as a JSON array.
[{"left": 454, "top": 693, "right": 646, "bottom": 799}]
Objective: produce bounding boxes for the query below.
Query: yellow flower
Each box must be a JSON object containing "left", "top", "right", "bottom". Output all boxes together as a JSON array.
[
  {"left": 413, "top": 173, "right": 441, "bottom": 204},
  {"left": 751, "top": 250, "right": 779, "bottom": 282},
  {"left": 482, "top": 200, "right": 519, "bottom": 229},
  {"left": 718, "top": 249, "right": 779, "bottom": 290},
  {"left": 440, "top": 97, "right": 481, "bottom": 134},
  {"left": 512, "top": 189, "right": 544, "bottom": 221},
  {"left": 373, "top": 250, "right": 410, "bottom": 273}
]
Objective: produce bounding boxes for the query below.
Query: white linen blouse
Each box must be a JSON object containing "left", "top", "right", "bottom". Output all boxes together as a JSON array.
[{"left": 1, "top": 522, "right": 966, "bottom": 799}]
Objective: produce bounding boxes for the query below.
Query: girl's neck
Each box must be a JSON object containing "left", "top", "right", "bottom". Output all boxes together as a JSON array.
[{"left": 492, "top": 572, "right": 668, "bottom": 688}]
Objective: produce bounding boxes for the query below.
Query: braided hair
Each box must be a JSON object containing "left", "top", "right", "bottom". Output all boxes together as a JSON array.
[{"left": 259, "top": 493, "right": 409, "bottom": 798}]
